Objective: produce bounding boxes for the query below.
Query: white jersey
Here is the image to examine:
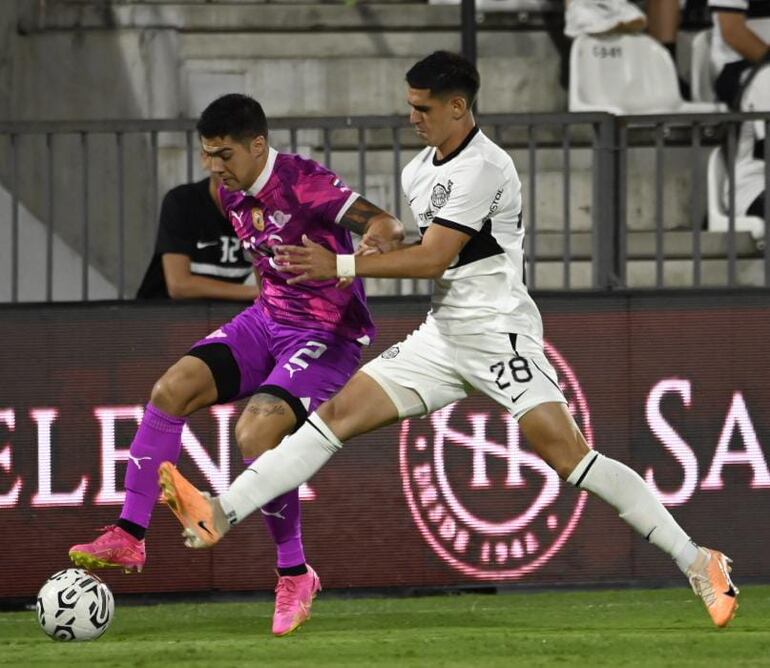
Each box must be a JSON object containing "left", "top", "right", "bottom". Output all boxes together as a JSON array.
[
  {"left": 724, "top": 67, "right": 768, "bottom": 215},
  {"left": 401, "top": 127, "right": 543, "bottom": 341},
  {"left": 708, "top": 0, "right": 770, "bottom": 73}
]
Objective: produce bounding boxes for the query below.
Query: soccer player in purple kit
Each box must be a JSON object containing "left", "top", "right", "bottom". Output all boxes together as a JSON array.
[{"left": 69, "top": 93, "right": 404, "bottom": 636}]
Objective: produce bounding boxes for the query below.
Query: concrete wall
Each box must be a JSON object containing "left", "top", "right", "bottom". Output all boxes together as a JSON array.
[{"left": 0, "top": 2, "right": 756, "bottom": 297}]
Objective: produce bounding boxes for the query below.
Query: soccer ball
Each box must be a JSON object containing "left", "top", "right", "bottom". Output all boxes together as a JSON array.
[{"left": 36, "top": 568, "right": 114, "bottom": 641}]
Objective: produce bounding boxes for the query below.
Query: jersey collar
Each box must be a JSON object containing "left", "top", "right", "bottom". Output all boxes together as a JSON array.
[
  {"left": 245, "top": 146, "right": 278, "bottom": 197},
  {"left": 432, "top": 126, "right": 480, "bottom": 166}
]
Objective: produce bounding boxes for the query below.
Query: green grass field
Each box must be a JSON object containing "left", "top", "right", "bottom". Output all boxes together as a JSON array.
[{"left": 1, "top": 586, "right": 767, "bottom": 667}]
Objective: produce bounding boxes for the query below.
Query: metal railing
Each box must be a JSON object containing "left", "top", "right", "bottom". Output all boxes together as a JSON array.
[{"left": 1, "top": 112, "right": 768, "bottom": 302}]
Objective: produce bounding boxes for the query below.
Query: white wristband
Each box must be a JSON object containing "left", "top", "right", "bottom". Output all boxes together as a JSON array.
[{"left": 336, "top": 254, "right": 356, "bottom": 278}]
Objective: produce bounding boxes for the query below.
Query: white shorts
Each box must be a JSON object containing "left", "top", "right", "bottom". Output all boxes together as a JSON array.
[{"left": 361, "top": 317, "right": 566, "bottom": 421}]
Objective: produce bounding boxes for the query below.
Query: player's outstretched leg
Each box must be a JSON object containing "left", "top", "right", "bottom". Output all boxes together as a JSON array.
[
  {"left": 567, "top": 450, "right": 739, "bottom": 628},
  {"left": 272, "top": 564, "right": 322, "bottom": 637},
  {"left": 519, "top": 402, "right": 739, "bottom": 628},
  {"left": 160, "top": 462, "right": 323, "bottom": 635},
  {"left": 69, "top": 404, "right": 185, "bottom": 572},
  {"left": 158, "top": 462, "right": 230, "bottom": 547}
]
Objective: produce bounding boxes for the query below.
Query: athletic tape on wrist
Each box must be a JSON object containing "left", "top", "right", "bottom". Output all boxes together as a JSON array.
[{"left": 336, "top": 254, "right": 356, "bottom": 278}]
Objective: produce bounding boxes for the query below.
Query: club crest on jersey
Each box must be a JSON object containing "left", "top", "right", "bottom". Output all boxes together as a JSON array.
[
  {"left": 430, "top": 181, "right": 452, "bottom": 209},
  {"left": 400, "top": 341, "right": 593, "bottom": 581},
  {"left": 270, "top": 210, "right": 292, "bottom": 228},
  {"left": 252, "top": 208, "right": 265, "bottom": 231},
  {"left": 381, "top": 345, "right": 400, "bottom": 360}
]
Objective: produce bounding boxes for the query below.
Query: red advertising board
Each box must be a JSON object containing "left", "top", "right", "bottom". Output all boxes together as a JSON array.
[{"left": 1, "top": 293, "right": 768, "bottom": 599}]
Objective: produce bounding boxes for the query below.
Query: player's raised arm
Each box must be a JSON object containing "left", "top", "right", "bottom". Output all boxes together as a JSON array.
[{"left": 338, "top": 196, "right": 406, "bottom": 255}]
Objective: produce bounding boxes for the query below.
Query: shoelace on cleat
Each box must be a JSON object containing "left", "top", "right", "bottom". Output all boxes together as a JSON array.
[
  {"left": 274, "top": 578, "right": 299, "bottom": 614},
  {"left": 92, "top": 525, "right": 141, "bottom": 550},
  {"left": 90, "top": 525, "right": 122, "bottom": 545},
  {"left": 688, "top": 572, "right": 717, "bottom": 607}
]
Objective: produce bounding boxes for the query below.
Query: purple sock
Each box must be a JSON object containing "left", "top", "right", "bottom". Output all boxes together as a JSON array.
[
  {"left": 243, "top": 455, "right": 306, "bottom": 568},
  {"left": 261, "top": 489, "right": 306, "bottom": 569},
  {"left": 119, "top": 404, "right": 185, "bottom": 528}
]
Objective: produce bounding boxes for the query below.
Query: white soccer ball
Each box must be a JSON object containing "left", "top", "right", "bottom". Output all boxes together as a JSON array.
[{"left": 36, "top": 568, "right": 114, "bottom": 641}]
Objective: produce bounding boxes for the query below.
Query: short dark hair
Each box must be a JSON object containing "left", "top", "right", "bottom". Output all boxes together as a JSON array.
[
  {"left": 196, "top": 94, "right": 268, "bottom": 142},
  {"left": 406, "top": 51, "right": 480, "bottom": 107}
]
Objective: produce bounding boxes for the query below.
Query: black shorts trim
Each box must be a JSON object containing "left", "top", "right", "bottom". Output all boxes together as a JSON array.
[
  {"left": 255, "top": 384, "right": 309, "bottom": 430},
  {"left": 186, "top": 343, "right": 241, "bottom": 404}
]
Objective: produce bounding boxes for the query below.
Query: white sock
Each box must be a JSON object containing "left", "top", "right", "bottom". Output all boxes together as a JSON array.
[
  {"left": 219, "top": 413, "right": 343, "bottom": 526},
  {"left": 568, "top": 451, "right": 700, "bottom": 574}
]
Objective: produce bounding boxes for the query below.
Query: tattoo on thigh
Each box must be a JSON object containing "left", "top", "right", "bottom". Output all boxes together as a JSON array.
[{"left": 246, "top": 394, "right": 288, "bottom": 417}]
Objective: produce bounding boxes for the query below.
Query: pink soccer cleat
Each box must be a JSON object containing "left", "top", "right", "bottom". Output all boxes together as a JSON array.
[
  {"left": 272, "top": 566, "right": 322, "bottom": 636},
  {"left": 69, "top": 525, "right": 146, "bottom": 573}
]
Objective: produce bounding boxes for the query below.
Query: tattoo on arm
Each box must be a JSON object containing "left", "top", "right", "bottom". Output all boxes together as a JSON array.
[
  {"left": 246, "top": 394, "right": 289, "bottom": 418},
  {"left": 338, "top": 196, "right": 383, "bottom": 235}
]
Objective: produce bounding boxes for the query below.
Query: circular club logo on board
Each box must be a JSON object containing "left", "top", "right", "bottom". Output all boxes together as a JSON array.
[{"left": 399, "top": 341, "right": 593, "bottom": 580}]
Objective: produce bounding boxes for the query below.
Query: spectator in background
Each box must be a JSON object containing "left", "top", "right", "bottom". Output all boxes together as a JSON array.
[
  {"left": 725, "top": 117, "right": 766, "bottom": 221},
  {"left": 709, "top": 0, "right": 768, "bottom": 220},
  {"left": 709, "top": 0, "right": 770, "bottom": 108},
  {"left": 136, "top": 166, "right": 259, "bottom": 301},
  {"left": 564, "top": 0, "right": 693, "bottom": 97},
  {"left": 647, "top": 0, "right": 681, "bottom": 53},
  {"left": 564, "top": 0, "right": 647, "bottom": 38}
]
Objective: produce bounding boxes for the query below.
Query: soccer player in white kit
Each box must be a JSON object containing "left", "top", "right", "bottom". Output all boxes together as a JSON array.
[{"left": 159, "top": 51, "right": 739, "bottom": 628}]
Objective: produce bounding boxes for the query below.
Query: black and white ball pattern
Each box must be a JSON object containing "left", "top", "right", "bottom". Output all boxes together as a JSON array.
[{"left": 36, "top": 568, "right": 114, "bottom": 641}]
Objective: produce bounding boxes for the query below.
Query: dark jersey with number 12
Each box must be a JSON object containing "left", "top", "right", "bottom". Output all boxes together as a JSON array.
[{"left": 137, "top": 178, "right": 253, "bottom": 299}]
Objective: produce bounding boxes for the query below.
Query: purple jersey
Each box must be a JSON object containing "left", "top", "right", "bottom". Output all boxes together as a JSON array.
[{"left": 220, "top": 149, "right": 375, "bottom": 344}]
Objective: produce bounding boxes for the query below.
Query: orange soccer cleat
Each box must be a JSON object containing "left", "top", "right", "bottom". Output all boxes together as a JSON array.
[
  {"left": 158, "top": 462, "right": 227, "bottom": 548},
  {"left": 687, "top": 548, "right": 739, "bottom": 628}
]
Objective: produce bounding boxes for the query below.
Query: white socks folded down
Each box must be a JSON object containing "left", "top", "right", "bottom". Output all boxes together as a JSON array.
[
  {"left": 219, "top": 414, "right": 343, "bottom": 527},
  {"left": 567, "top": 451, "right": 700, "bottom": 574}
]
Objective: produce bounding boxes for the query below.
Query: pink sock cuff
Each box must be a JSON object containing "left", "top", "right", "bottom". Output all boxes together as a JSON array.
[{"left": 144, "top": 403, "right": 186, "bottom": 432}]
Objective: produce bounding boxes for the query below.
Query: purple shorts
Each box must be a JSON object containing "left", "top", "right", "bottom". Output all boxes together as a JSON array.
[{"left": 190, "top": 304, "right": 362, "bottom": 413}]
